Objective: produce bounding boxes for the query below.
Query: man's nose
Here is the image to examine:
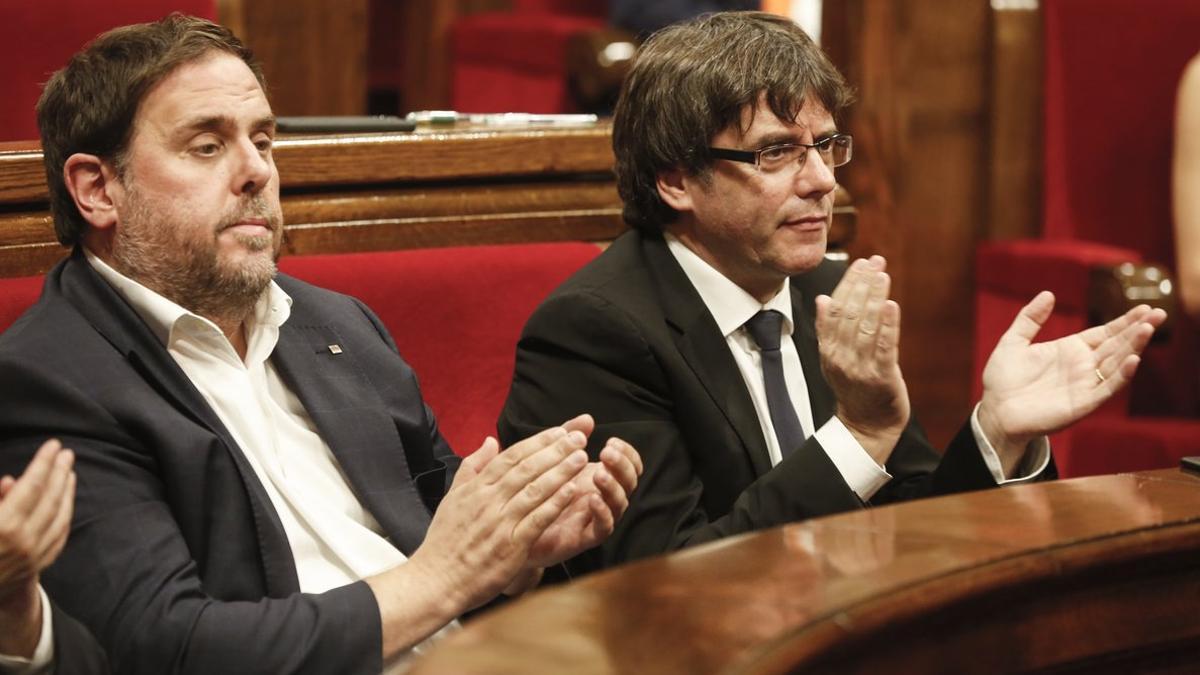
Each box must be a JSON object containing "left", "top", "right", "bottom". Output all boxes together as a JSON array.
[
  {"left": 795, "top": 149, "right": 837, "bottom": 199},
  {"left": 233, "top": 139, "right": 272, "bottom": 195}
]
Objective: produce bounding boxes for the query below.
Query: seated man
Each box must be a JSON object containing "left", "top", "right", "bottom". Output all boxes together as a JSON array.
[
  {"left": 499, "top": 11, "right": 1165, "bottom": 574},
  {"left": 0, "top": 440, "right": 108, "bottom": 675},
  {"left": 0, "top": 15, "right": 641, "bottom": 675}
]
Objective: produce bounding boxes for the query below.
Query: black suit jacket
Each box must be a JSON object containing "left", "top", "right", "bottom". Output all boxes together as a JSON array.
[
  {"left": 500, "top": 230, "right": 1049, "bottom": 574},
  {"left": 50, "top": 600, "right": 109, "bottom": 674},
  {"left": 0, "top": 250, "right": 459, "bottom": 674}
]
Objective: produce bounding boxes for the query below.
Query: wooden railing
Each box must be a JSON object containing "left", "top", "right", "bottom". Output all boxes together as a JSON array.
[
  {"left": 412, "top": 468, "right": 1200, "bottom": 674},
  {"left": 0, "top": 124, "right": 623, "bottom": 278},
  {"left": 0, "top": 123, "right": 856, "bottom": 278}
]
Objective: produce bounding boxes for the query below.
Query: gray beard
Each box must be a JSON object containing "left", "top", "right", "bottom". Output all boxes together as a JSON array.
[{"left": 111, "top": 194, "right": 280, "bottom": 329}]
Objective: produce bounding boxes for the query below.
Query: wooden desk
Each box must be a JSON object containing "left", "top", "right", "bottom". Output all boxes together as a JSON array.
[
  {"left": 0, "top": 123, "right": 856, "bottom": 278},
  {"left": 413, "top": 469, "right": 1200, "bottom": 674},
  {"left": 0, "top": 124, "right": 623, "bottom": 278}
]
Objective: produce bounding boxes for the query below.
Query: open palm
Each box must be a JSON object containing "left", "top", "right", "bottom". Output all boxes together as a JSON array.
[{"left": 980, "top": 291, "right": 1166, "bottom": 444}]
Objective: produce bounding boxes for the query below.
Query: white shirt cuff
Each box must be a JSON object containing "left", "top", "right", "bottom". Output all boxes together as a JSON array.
[
  {"left": 813, "top": 416, "right": 892, "bottom": 501},
  {"left": 0, "top": 585, "right": 54, "bottom": 674},
  {"left": 969, "top": 402, "right": 1051, "bottom": 484}
]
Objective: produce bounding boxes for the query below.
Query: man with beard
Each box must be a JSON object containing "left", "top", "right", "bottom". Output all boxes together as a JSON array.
[
  {"left": 499, "top": 12, "right": 1166, "bottom": 575},
  {"left": 0, "top": 14, "right": 641, "bottom": 675}
]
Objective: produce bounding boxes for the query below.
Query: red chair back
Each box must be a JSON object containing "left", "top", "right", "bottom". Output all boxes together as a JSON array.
[
  {"left": 1042, "top": 0, "right": 1200, "bottom": 264},
  {"left": 0, "top": 1, "right": 217, "bottom": 142},
  {"left": 279, "top": 243, "right": 600, "bottom": 454}
]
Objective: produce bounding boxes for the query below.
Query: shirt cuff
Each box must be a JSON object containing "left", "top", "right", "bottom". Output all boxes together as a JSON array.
[
  {"left": 0, "top": 585, "right": 54, "bottom": 675},
  {"left": 970, "top": 403, "right": 1051, "bottom": 483},
  {"left": 813, "top": 416, "right": 892, "bottom": 501}
]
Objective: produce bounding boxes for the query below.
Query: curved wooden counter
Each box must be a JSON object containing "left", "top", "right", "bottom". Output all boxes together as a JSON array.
[{"left": 413, "top": 469, "right": 1200, "bottom": 674}]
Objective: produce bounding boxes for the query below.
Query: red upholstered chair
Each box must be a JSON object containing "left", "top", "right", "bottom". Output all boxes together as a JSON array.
[
  {"left": 974, "top": 0, "right": 1200, "bottom": 477},
  {"left": 0, "top": 1, "right": 217, "bottom": 142},
  {"left": 0, "top": 243, "right": 600, "bottom": 457},
  {"left": 278, "top": 242, "right": 601, "bottom": 455},
  {"left": 0, "top": 276, "right": 47, "bottom": 334},
  {"left": 450, "top": 0, "right": 607, "bottom": 113}
]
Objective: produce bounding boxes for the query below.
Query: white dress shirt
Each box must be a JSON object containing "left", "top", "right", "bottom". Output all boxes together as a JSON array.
[
  {"left": 664, "top": 235, "right": 1049, "bottom": 499},
  {"left": 0, "top": 586, "right": 54, "bottom": 674}
]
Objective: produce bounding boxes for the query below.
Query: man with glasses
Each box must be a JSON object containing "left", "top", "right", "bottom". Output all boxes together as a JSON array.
[{"left": 499, "top": 11, "right": 1166, "bottom": 575}]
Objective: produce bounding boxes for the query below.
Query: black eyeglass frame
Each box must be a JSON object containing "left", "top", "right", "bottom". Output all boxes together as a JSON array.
[{"left": 707, "top": 133, "right": 853, "bottom": 169}]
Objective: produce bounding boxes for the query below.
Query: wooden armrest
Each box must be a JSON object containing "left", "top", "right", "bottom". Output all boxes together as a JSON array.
[{"left": 1089, "top": 261, "right": 1176, "bottom": 339}]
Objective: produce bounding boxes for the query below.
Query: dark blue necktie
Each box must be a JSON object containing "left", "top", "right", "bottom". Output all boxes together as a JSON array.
[{"left": 744, "top": 310, "right": 806, "bottom": 458}]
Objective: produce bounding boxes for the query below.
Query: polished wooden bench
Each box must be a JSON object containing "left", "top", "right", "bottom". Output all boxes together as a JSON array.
[
  {"left": 0, "top": 122, "right": 856, "bottom": 278},
  {"left": 413, "top": 468, "right": 1200, "bottom": 674}
]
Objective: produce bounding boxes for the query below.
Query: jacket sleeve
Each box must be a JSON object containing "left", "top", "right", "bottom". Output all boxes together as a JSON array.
[{"left": 50, "top": 600, "right": 110, "bottom": 675}]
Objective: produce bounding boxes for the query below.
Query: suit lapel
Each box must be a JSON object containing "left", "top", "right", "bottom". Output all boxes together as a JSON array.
[
  {"left": 56, "top": 251, "right": 302, "bottom": 594},
  {"left": 641, "top": 235, "right": 773, "bottom": 476},
  {"left": 271, "top": 320, "right": 433, "bottom": 555}
]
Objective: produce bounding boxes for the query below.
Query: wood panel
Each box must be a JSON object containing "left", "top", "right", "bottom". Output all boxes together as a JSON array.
[
  {"left": 987, "top": 2, "right": 1042, "bottom": 241},
  {"left": 0, "top": 124, "right": 624, "bottom": 278},
  {"left": 412, "top": 468, "right": 1200, "bottom": 674},
  {"left": 0, "top": 123, "right": 855, "bottom": 279},
  {"left": 217, "top": 0, "right": 369, "bottom": 115},
  {"left": 823, "top": 1, "right": 992, "bottom": 447}
]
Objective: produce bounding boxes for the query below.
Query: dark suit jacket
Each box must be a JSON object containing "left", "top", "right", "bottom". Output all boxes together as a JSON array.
[
  {"left": 500, "top": 230, "right": 1052, "bottom": 575},
  {"left": 50, "top": 600, "right": 109, "bottom": 674},
  {"left": 0, "top": 250, "right": 459, "bottom": 675}
]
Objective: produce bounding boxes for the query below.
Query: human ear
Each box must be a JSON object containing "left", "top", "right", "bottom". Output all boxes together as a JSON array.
[
  {"left": 655, "top": 167, "right": 695, "bottom": 213},
  {"left": 63, "top": 153, "right": 121, "bottom": 230}
]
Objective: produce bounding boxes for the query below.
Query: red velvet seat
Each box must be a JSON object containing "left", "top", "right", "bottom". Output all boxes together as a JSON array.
[
  {"left": 279, "top": 243, "right": 601, "bottom": 454},
  {"left": 973, "top": 0, "right": 1200, "bottom": 477},
  {"left": 450, "top": 0, "right": 607, "bottom": 113},
  {"left": 0, "top": 243, "right": 600, "bottom": 457},
  {"left": 0, "top": 1, "right": 217, "bottom": 143}
]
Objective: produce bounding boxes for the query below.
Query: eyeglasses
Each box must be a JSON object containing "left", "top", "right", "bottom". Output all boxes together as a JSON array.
[{"left": 708, "top": 133, "right": 853, "bottom": 173}]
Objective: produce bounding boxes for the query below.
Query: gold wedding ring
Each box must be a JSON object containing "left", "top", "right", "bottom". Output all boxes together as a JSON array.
[{"left": 1094, "top": 368, "right": 1106, "bottom": 384}]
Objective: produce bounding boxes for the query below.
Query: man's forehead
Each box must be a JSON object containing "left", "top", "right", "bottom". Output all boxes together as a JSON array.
[
  {"left": 136, "top": 53, "right": 270, "bottom": 133},
  {"left": 728, "top": 95, "right": 834, "bottom": 141}
]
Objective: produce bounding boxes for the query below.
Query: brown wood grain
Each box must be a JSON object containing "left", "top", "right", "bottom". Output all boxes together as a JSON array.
[
  {"left": 0, "top": 123, "right": 856, "bottom": 278},
  {"left": 987, "top": 4, "right": 1042, "bottom": 242},
  {"left": 219, "top": 0, "right": 369, "bottom": 116},
  {"left": 411, "top": 469, "right": 1200, "bottom": 674},
  {"left": 0, "top": 125, "right": 626, "bottom": 277},
  {"left": 823, "top": 1, "right": 991, "bottom": 448},
  {"left": 0, "top": 126, "right": 616, "bottom": 204}
]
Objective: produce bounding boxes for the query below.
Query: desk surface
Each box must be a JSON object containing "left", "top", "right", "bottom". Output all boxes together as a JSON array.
[
  {"left": 0, "top": 124, "right": 626, "bottom": 277},
  {"left": 0, "top": 124, "right": 617, "bottom": 204},
  {"left": 413, "top": 469, "right": 1200, "bottom": 674},
  {"left": 0, "top": 123, "right": 856, "bottom": 278}
]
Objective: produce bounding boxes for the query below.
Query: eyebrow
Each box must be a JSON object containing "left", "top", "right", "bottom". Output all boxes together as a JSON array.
[
  {"left": 172, "top": 114, "right": 277, "bottom": 141},
  {"left": 747, "top": 128, "right": 840, "bottom": 149}
]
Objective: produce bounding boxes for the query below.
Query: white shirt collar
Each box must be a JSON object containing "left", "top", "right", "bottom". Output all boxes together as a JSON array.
[
  {"left": 664, "top": 233, "right": 794, "bottom": 338},
  {"left": 83, "top": 248, "right": 292, "bottom": 350}
]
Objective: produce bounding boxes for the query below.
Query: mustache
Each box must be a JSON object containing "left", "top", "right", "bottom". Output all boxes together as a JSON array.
[{"left": 216, "top": 196, "right": 283, "bottom": 233}]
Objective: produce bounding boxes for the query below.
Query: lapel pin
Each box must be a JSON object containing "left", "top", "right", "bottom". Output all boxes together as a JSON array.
[{"left": 327, "top": 344, "right": 343, "bottom": 355}]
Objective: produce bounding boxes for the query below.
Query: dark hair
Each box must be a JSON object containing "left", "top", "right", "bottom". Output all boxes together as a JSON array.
[
  {"left": 37, "top": 13, "right": 266, "bottom": 246},
  {"left": 612, "top": 11, "right": 854, "bottom": 232}
]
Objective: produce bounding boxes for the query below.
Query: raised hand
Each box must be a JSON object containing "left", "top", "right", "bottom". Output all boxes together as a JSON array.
[
  {"left": 978, "top": 291, "right": 1167, "bottom": 471},
  {"left": 0, "top": 439, "right": 77, "bottom": 658},
  {"left": 815, "top": 256, "right": 910, "bottom": 464},
  {"left": 366, "top": 419, "right": 642, "bottom": 658},
  {"left": 524, "top": 435, "right": 642, "bottom": 569},
  {"left": 406, "top": 424, "right": 592, "bottom": 612}
]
